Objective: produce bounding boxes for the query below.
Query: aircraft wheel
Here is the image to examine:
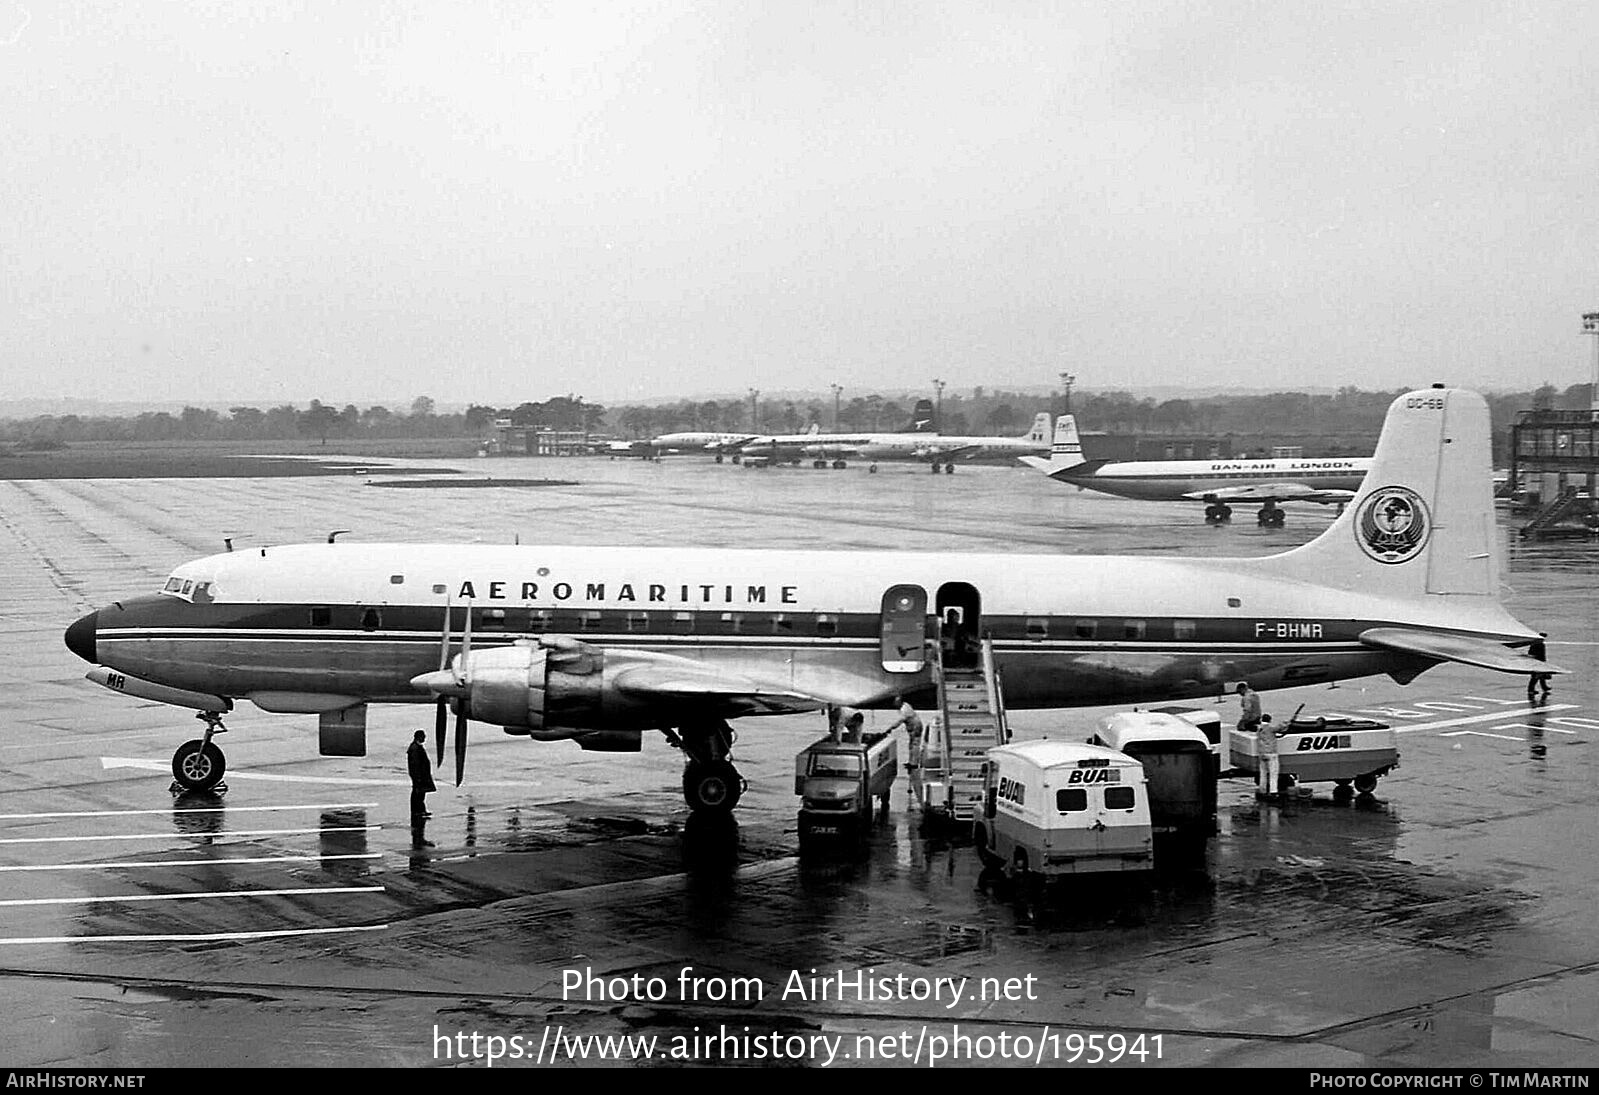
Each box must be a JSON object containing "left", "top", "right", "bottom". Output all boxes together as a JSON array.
[
  {"left": 1218, "top": 505, "right": 1232, "bottom": 522},
  {"left": 1205, "top": 504, "right": 1223, "bottom": 523},
  {"left": 683, "top": 760, "right": 743, "bottom": 814},
  {"left": 172, "top": 739, "right": 226, "bottom": 792},
  {"left": 1353, "top": 772, "right": 1379, "bottom": 795},
  {"left": 832, "top": 460, "right": 846, "bottom": 470},
  {"left": 930, "top": 463, "right": 941, "bottom": 474},
  {"left": 944, "top": 464, "right": 955, "bottom": 474},
  {"left": 868, "top": 464, "right": 878, "bottom": 473},
  {"left": 715, "top": 454, "right": 724, "bottom": 464}
]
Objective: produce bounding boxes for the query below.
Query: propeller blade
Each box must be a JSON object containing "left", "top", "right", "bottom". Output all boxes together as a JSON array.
[
  {"left": 437, "top": 595, "right": 452, "bottom": 671},
  {"left": 454, "top": 704, "right": 468, "bottom": 787},
  {"left": 456, "top": 599, "right": 474, "bottom": 687},
  {"left": 434, "top": 697, "right": 447, "bottom": 767}
]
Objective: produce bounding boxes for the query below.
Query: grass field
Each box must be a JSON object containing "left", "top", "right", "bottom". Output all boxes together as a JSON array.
[{"left": 0, "top": 437, "right": 479, "bottom": 480}]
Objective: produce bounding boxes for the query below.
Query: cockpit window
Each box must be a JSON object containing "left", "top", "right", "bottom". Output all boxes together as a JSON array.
[{"left": 161, "top": 576, "right": 213, "bottom": 602}]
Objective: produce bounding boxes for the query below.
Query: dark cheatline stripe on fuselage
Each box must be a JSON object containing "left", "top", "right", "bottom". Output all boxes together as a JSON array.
[{"left": 95, "top": 598, "right": 1381, "bottom": 646}]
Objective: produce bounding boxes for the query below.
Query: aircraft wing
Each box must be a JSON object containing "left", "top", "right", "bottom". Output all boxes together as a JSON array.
[
  {"left": 912, "top": 443, "right": 980, "bottom": 462},
  {"left": 1358, "top": 627, "right": 1566, "bottom": 675},
  {"left": 704, "top": 436, "right": 755, "bottom": 452},
  {"left": 610, "top": 663, "right": 827, "bottom": 716},
  {"left": 1181, "top": 483, "right": 1357, "bottom": 504}
]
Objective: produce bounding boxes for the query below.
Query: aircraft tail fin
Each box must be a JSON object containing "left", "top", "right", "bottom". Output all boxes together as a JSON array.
[
  {"left": 1260, "top": 387, "right": 1503, "bottom": 604},
  {"left": 1040, "top": 414, "right": 1088, "bottom": 469},
  {"left": 907, "top": 398, "right": 936, "bottom": 433},
  {"left": 1022, "top": 412, "right": 1051, "bottom": 443}
]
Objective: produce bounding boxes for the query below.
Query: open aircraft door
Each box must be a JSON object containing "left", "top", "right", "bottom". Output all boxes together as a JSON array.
[{"left": 880, "top": 585, "right": 928, "bottom": 673}]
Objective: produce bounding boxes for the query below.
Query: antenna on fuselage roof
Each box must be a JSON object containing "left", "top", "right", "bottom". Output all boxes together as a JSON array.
[
  {"left": 223, "top": 538, "right": 234, "bottom": 552},
  {"left": 327, "top": 530, "right": 350, "bottom": 543}
]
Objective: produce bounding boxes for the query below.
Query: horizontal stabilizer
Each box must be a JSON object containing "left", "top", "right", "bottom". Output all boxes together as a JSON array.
[
  {"left": 1182, "top": 484, "right": 1357, "bottom": 504},
  {"left": 1359, "top": 628, "right": 1565, "bottom": 676},
  {"left": 1019, "top": 455, "right": 1108, "bottom": 479}
]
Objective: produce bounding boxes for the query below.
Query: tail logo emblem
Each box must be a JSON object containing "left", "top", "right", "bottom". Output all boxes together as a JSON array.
[{"left": 1356, "top": 486, "right": 1430, "bottom": 564}]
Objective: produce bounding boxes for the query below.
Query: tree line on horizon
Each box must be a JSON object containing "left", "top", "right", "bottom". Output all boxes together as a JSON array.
[{"left": 2, "top": 383, "right": 1591, "bottom": 452}]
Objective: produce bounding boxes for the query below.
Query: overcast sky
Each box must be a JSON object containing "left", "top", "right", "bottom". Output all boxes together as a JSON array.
[{"left": 3, "top": 1, "right": 1597, "bottom": 407}]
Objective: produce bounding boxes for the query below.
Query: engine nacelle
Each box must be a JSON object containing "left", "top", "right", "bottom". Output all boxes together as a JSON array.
[
  {"left": 574, "top": 730, "right": 642, "bottom": 752},
  {"left": 452, "top": 639, "right": 656, "bottom": 733}
]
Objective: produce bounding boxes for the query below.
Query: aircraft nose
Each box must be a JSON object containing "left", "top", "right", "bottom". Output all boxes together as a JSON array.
[{"left": 64, "top": 610, "right": 98, "bottom": 664}]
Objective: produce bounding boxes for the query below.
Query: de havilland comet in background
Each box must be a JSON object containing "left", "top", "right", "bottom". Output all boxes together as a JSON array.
[
  {"left": 64, "top": 388, "right": 1556, "bottom": 815},
  {"left": 1021, "top": 413, "right": 1372, "bottom": 525}
]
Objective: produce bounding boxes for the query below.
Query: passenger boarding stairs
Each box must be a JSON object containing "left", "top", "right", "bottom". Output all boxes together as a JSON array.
[
  {"left": 1520, "top": 487, "right": 1594, "bottom": 539},
  {"left": 922, "top": 634, "right": 1011, "bottom": 824}
]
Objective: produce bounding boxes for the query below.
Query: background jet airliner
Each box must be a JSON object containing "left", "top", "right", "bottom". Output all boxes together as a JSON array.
[
  {"left": 64, "top": 387, "right": 1553, "bottom": 816},
  {"left": 1021, "top": 414, "right": 1371, "bottom": 524}
]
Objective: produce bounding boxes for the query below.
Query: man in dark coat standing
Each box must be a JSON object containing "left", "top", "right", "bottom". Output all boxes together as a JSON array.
[{"left": 407, "top": 730, "right": 436, "bottom": 818}]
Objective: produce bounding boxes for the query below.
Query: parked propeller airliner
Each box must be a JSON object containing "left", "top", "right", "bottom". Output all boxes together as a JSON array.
[
  {"left": 1021, "top": 414, "right": 1372, "bottom": 525},
  {"left": 64, "top": 388, "right": 1554, "bottom": 815}
]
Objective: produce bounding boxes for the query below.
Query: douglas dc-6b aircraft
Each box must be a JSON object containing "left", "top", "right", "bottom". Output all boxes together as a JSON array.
[
  {"left": 801, "top": 412, "right": 1053, "bottom": 473},
  {"left": 1021, "top": 414, "right": 1372, "bottom": 525},
  {"left": 64, "top": 387, "right": 1555, "bottom": 814}
]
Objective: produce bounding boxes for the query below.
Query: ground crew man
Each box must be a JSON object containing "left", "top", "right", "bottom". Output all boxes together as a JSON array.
[
  {"left": 1255, "top": 713, "right": 1281, "bottom": 799},
  {"left": 1528, "top": 633, "right": 1552, "bottom": 700},
  {"left": 407, "top": 729, "right": 436, "bottom": 818},
  {"left": 884, "top": 696, "right": 925, "bottom": 802}
]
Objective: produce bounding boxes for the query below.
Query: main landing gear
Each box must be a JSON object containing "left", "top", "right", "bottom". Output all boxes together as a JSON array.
[
  {"left": 931, "top": 463, "right": 955, "bottom": 474},
  {"left": 1204, "top": 502, "right": 1233, "bottom": 523},
  {"left": 171, "top": 711, "right": 229, "bottom": 793},
  {"left": 1256, "top": 502, "right": 1285, "bottom": 527},
  {"left": 664, "top": 719, "right": 745, "bottom": 815}
]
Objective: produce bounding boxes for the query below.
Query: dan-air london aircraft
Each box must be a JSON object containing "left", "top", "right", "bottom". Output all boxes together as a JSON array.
[
  {"left": 1021, "top": 414, "right": 1372, "bottom": 525},
  {"left": 64, "top": 387, "right": 1554, "bottom": 814}
]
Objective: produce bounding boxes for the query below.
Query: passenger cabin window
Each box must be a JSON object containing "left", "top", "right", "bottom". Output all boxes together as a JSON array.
[
  {"left": 1025, "top": 617, "right": 1048, "bottom": 639},
  {"left": 581, "top": 610, "right": 603, "bottom": 631},
  {"left": 671, "top": 611, "right": 694, "bottom": 634},
  {"left": 627, "top": 612, "right": 650, "bottom": 633},
  {"left": 1073, "top": 618, "right": 1097, "bottom": 639},
  {"left": 719, "top": 611, "right": 742, "bottom": 633},
  {"left": 481, "top": 608, "right": 507, "bottom": 631},
  {"left": 1105, "top": 786, "right": 1136, "bottom": 810},
  {"left": 1123, "top": 619, "right": 1147, "bottom": 640},
  {"left": 1174, "top": 619, "right": 1197, "bottom": 640},
  {"left": 816, "top": 614, "right": 837, "bottom": 637},
  {"left": 389, "top": 574, "right": 405, "bottom": 585},
  {"left": 527, "top": 610, "right": 552, "bottom": 632},
  {"left": 773, "top": 614, "right": 794, "bottom": 633},
  {"left": 359, "top": 608, "right": 381, "bottom": 632},
  {"left": 1055, "top": 788, "right": 1087, "bottom": 812},
  {"left": 310, "top": 606, "right": 332, "bottom": 627}
]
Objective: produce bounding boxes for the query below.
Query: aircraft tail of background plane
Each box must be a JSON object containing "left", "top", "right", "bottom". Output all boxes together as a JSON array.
[
  {"left": 907, "top": 398, "right": 936, "bottom": 432},
  {"left": 1260, "top": 387, "right": 1501, "bottom": 605},
  {"left": 1045, "top": 413, "right": 1087, "bottom": 468},
  {"left": 1022, "top": 412, "right": 1051, "bottom": 443}
]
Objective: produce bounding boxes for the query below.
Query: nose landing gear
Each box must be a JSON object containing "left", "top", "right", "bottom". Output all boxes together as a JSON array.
[{"left": 171, "top": 710, "right": 229, "bottom": 793}]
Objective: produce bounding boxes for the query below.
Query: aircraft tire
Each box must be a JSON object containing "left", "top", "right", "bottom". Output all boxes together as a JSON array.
[
  {"left": 945, "top": 464, "right": 955, "bottom": 474},
  {"left": 1353, "top": 772, "right": 1378, "bottom": 795},
  {"left": 868, "top": 464, "right": 878, "bottom": 473},
  {"left": 683, "top": 759, "right": 743, "bottom": 814},
  {"left": 172, "top": 739, "right": 226, "bottom": 792}
]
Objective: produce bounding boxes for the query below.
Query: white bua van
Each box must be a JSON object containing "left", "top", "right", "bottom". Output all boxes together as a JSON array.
[{"left": 973, "top": 740, "right": 1153, "bottom": 882}]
